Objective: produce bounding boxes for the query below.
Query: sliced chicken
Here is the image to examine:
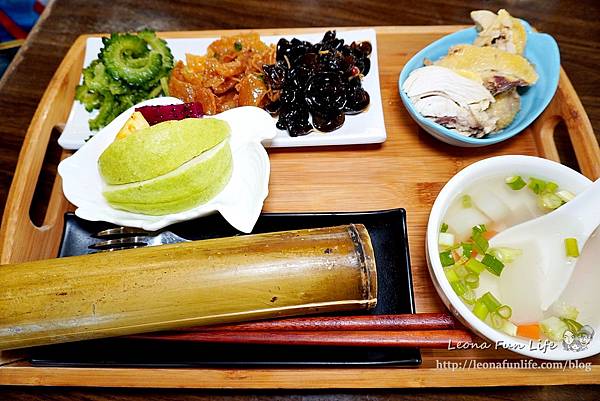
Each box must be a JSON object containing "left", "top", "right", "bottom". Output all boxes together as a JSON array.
[
  {"left": 404, "top": 9, "right": 538, "bottom": 137},
  {"left": 403, "top": 66, "right": 498, "bottom": 137},
  {"left": 435, "top": 44, "right": 538, "bottom": 95},
  {"left": 487, "top": 88, "right": 521, "bottom": 130},
  {"left": 471, "top": 9, "right": 527, "bottom": 55}
]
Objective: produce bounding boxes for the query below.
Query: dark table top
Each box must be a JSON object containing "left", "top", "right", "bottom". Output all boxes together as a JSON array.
[{"left": 0, "top": 0, "right": 599, "bottom": 399}]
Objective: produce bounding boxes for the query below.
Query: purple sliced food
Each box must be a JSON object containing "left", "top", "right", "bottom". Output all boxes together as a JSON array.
[{"left": 135, "top": 102, "right": 204, "bottom": 125}]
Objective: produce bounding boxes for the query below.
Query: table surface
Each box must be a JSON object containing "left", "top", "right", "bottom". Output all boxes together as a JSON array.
[{"left": 0, "top": 0, "right": 599, "bottom": 399}]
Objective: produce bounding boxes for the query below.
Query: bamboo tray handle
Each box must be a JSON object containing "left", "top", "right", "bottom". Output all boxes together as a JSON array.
[
  {"left": 532, "top": 68, "right": 600, "bottom": 180},
  {"left": 0, "top": 37, "right": 87, "bottom": 264}
]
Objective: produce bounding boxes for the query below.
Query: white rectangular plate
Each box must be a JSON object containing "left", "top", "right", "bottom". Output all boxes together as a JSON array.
[{"left": 58, "top": 29, "right": 386, "bottom": 149}]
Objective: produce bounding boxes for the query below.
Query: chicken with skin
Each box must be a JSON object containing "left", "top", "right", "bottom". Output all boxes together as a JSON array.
[
  {"left": 471, "top": 9, "right": 527, "bottom": 55},
  {"left": 402, "top": 9, "right": 536, "bottom": 138}
]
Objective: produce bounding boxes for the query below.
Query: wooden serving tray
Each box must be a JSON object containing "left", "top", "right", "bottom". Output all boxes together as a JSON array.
[{"left": 1, "top": 26, "right": 599, "bottom": 388}]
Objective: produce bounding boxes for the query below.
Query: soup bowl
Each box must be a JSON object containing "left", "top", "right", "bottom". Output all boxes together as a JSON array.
[{"left": 426, "top": 155, "right": 599, "bottom": 360}]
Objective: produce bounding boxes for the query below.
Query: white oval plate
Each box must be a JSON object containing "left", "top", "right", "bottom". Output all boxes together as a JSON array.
[{"left": 58, "top": 99, "right": 276, "bottom": 233}]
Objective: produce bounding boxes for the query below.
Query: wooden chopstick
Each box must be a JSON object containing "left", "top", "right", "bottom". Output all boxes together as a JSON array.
[
  {"left": 130, "top": 329, "right": 473, "bottom": 348},
  {"left": 127, "top": 313, "right": 474, "bottom": 348},
  {"left": 170, "top": 313, "right": 462, "bottom": 332}
]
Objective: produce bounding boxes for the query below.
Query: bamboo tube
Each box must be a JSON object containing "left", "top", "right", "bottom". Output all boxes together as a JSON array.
[{"left": 0, "top": 224, "right": 377, "bottom": 351}]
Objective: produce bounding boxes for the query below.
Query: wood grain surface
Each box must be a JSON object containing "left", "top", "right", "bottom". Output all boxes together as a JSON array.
[
  {"left": 0, "top": 0, "right": 599, "bottom": 399},
  {"left": 1, "top": 385, "right": 600, "bottom": 401}
]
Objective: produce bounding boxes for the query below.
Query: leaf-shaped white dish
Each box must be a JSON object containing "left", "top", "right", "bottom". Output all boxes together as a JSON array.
[{"left": 58, "top": 99, "right": 276, "bottom": 232}]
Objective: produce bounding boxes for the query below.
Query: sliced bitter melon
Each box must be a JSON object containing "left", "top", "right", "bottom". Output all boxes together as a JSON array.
[
  {"left": 75, "top": 83, "right": 102, "bottom": 112},
  {"left": 76, "top": 30, "right": 174, "bottom": 131},
  {"left": 89, "top": 93, "right": 118, "bottom": 131},
  {"left": 100, "top": 33, "right": 163, "bottom": 86},
  {"left": 83, "top": 60, "right": 127, "bottom": 95},
  {"left": 137, "top": 29, "right": 174, "bottom": 74}
]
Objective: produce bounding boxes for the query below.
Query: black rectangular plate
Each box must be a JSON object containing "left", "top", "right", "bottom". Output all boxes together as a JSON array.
[{"left": 30, "top": 209, "right": 421, "bottom": 367}]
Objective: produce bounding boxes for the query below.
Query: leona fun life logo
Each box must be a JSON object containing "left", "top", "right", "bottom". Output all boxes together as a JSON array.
[{"left": 562, "top": 325, "right": 594, "bottom": 352}]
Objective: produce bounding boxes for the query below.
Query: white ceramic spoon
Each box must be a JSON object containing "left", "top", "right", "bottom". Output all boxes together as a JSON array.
[{"left": 489, "top": 178, "right": 600, "bottom": 323}]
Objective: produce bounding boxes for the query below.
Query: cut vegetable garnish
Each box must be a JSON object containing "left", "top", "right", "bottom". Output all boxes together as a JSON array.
[
  {"left": 480, "top": 292, "right": 501, "bottom": 312},
  {"left": 462, "top": 194, "right": 472, "bottom": 208},
  {"left": 454, "top": 264, "right": 469, "bottom": 278},
  {"left": 561, "top": 318, "right": 583, "bottom": 334},
  {"left": 540, "top": 316, "right": 569, "bottom": 341},
  {"left": 545, "top": 181, "right": 559, "bottom": 193},
  {"left": 481, "top": 253, "right": 504, "bottom": 276},
  {"left": 488, "top": 247, "right": 522, "bottom": 264},
  {"left": 500, "top": 320, "right": 518, "bottom": 336},
  {"left": 438, "top": 232, "right": 455, "bottom": 248},
  {"left": 538, "top": 192, "right": 563, "bottom": 211},
  {"left": 465, "top": 258, "right": 486, "bottom": 274},
  {"left": 440, "top": 222, "right": 449, "bottom": 233},
  {"left": 525, "top": 177, "right": 573, "bottom": 212},
  {"left": 464, "top": 273, "right": 479, "bottom": 289},
  {"left": 550, "top": 302, "right": 579, "bottom": 321},
  {"left": 454, "top": 255, "right": 469, "bottom": 266},
  {"left": 517, "top": 324, "right": 541, "bottom": 340},
  {"left": 472, "top": 224, "right": 487, "bottom": 234},
  {"left": 482, "top": 229, "right": 497, "bottom": 240},
  {"left": 461, "top": 243, "right": 473, "bottom": 258},
  {"left": 505, "top": 175, "right": 526, "bottom": 190},
  {"left": 451, "top": 280, "right": 468, "bottom": 297},
  {"left": 497, "top": 305, "right": 512, "bottom": 319},
  {"left": 556, "top": 190, "right": 575, "bottom": 203},
  {"left": 473, "top": 298, "right": 489, "bottom": 321},
  {"left": 471, "top": 230, "right": 489, "bottom": 255},
  {"left": 444, "top": 267, "right": 460, "bottom": 283},
  {"left": 462, "top": 288, "right": 477, "bottom": 305},
  {"left": 564, "top": 238, "right": 579, "bottom": 258},
  {"left": 490, "top": 311, "right": 505, "bottom": 329},
  {"left": 527, "top": 177, "right": 548, "bottom": 194},
  {"left": 439, "top": 251, "right": 455, "bottom": 267}
]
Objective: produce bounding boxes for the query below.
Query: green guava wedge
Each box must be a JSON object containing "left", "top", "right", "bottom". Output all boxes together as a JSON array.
[
  {"left": 98, "top": 118, "right": 230, "bottom": 185},
  {"left": 103, "top": 138, "right": 232, "bottom": 215}
]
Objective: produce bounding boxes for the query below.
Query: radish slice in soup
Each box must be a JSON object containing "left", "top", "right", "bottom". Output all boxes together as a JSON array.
[
  {"left": 445, "top": 203, "right": 491, "bottom": 239},
  {"left": 471, "top": 189, "right": 511, "bottom": 222}
]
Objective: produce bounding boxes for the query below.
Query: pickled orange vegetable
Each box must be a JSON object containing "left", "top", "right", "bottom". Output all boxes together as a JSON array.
[{"left": 168, "top": 33, "right": 276, "bottom": 115}]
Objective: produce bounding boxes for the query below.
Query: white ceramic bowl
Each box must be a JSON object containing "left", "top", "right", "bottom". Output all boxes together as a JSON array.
[{"left": 427, "top": 155, "right": 599, "bottom": 360}]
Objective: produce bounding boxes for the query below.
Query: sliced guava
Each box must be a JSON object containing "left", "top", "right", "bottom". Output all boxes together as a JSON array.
[
  {"left": 103, "top": 139, "right": 232, "bottom": 215},
  {"left": 98, "top": 118, "right": 230, "bottom": 185}
]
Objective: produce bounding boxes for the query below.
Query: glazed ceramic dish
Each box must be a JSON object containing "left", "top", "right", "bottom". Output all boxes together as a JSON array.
[
  {"left": 426, "top": 155, "right": 599, "bottom": 360},
  {"left": 399, "top": 21, "right": 560, "bottom": 147}
]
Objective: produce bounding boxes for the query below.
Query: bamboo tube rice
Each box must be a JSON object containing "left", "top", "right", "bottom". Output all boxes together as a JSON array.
[{"left": 0, "top": 224, "right": 377, "bottom": 350}]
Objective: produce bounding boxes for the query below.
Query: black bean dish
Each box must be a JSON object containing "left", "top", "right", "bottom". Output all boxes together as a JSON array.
[{"left": 262, "top": 30, "right": 372, "bottom": 136}]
